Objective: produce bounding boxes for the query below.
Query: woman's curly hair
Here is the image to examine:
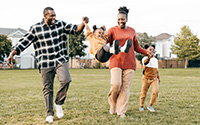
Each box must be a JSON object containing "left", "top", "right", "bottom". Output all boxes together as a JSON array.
[{"left": 118, "top": 6, "right": 129, "bottom": 18}]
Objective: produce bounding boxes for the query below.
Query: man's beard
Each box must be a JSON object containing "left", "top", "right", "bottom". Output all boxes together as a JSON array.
[{"left": 47, "top": 19, "right": 54, "bottom": 25}]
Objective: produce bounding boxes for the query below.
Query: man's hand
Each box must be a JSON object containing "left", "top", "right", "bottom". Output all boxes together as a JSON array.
[
  {"left": 7, "top": 55, "right": 14, "bottom": 67},
  {"left": 78, "top": 17, "right": 89, "bottom": 32},
  {"left": 82, "top": 17, "right": 89, "bottom": 24},
  {"left": 7, "top": 50, "right": 17, "bottom": 67}
]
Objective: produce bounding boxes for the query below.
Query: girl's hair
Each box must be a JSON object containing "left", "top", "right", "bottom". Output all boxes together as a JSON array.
[
  {"left": 118, "top": 6, "right": 129, "bottom": 18},
  {"left": 92, "top": 25, "right": 104, "bottom": 33},
  {"left": 144, "top": 44, "right": 155, "bottom": 49}
]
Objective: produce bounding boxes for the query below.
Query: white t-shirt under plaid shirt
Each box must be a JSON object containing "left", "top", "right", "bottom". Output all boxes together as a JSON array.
[{"left": 13, "top": 19, "right": 80, "bottom": 69}]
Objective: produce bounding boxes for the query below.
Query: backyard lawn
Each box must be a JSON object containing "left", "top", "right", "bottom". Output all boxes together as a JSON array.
[{"left": 0, "top": 68, "right": 199, "bottom": 124}]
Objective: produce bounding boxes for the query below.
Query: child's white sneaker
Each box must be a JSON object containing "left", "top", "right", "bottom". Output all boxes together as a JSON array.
[
  {"left": 139, "top": 107, "right": 144, "bottom": 111},
  {"left": 46, "top": 115, "right": 53, "bottom": 123},
  {"left": 110, "top": 40, "right": 119, "bottom": 55},
  {"left": 55, "top": 103, "right": 64, "bottom": 118},
  {"left": 120, "top": 39, "right": 132, "bottom": 53},
  {"left": 147, "top": 106, "right": 155, "bottom": 112}
]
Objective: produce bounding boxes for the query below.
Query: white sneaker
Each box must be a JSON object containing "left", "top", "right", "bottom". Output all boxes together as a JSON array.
[
  {"left": 55, "top": 103, "right": 64, "bottom": 118},
  {"left": 139, "top": 107, "right": 144, "bottom": 111},
  {"left": 46, "top": 116, "right": 53, "bottom": 123},
  {"left": 120, "top": 39, "right": 132, "bottom": 53},
  {"left": 110, "top": 40, "right": 119, "bottom": 55},
  {"left": 147, "top": 106, "right": 155, "bottom": 112}
]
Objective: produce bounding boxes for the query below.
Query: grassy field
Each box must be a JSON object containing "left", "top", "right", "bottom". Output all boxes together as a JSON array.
[{"left": 0, "top": 68, "right": 199, "bottom": 125}]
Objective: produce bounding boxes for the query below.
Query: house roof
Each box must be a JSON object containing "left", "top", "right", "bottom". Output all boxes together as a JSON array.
[
  {"left": 0, "top": 27, "right": 27, "bottom": 36},
  {"left": 155, "top": 33, "right": 172, "bottom": 40},
  {"left": 136, "top": 32, "right": 143, "bottom": 36}
]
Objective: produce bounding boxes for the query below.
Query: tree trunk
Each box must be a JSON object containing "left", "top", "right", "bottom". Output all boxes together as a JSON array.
[
  {"left": 71, "top": 57, "right": 73, "bottom": 68},
  {"left": 79, "top": 58, "right": 83, "bottom": 69},
  {"left": 184, "top": 59, "right": 188, "bottom": 69}
]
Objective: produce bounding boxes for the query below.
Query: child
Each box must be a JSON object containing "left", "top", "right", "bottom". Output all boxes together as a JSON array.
[
  {"left": 139, "top": 44, "right": 160, "bottom": 112},
  {"left": 84, "top": 23, "right": 132, "bottom": 63}
]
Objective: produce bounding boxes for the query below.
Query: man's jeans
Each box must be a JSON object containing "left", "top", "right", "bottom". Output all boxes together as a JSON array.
[{"left": 41, "top": 63, "right": 71, "bottom": 116}]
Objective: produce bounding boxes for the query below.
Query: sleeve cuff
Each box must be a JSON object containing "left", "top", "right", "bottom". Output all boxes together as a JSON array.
[{"left": 15, "top": 47, "right": 21, "bottom": 55}]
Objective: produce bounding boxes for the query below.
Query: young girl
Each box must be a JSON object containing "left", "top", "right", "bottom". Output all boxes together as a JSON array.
[
  {"left": 84, "top": 23, "right": 132, "bottom": 63},
  {"left": 139, "top": 44, "right": 160, "bottom": 112}
]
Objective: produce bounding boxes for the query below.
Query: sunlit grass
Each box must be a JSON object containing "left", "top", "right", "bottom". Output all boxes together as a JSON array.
[{"left": 0, "top": 68, "right": 199, "bottom": 124}]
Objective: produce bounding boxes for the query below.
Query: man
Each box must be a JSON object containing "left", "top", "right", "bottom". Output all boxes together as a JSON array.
[{"left": 7, "top": 7, "right": 89, "bottom": 123}]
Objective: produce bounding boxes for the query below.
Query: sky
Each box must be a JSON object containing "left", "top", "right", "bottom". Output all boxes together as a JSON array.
[{"left": 1, "top": 0, "right": 200, "bottom": 37}]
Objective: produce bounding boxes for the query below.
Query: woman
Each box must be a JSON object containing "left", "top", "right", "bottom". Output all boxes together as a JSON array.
[{"left": 107, "top": 6, "right": 150, "bottom": 118}]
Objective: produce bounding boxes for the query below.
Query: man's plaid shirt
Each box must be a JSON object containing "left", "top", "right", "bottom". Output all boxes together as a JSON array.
[{"left": 14, "top": 19, "right": 80, "bottom": 69}]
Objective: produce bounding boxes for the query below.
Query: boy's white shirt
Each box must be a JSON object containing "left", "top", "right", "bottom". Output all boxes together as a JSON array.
[{"left": 142, "top": 56, "right": 158, "bottom": 69}]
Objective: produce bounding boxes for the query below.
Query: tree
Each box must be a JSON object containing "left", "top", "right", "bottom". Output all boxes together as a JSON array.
[
  {"left": 171, "top": 25, "right": 200, "bottom": 68},
  {"left": 0, "top": 35, "right": 12, "bottom": 61},
  {"left": 136, "top": 32, "right": 155, "bottom": 63},
  {"left": 66, "top": 32, "right": 88, "bottom": 68}
]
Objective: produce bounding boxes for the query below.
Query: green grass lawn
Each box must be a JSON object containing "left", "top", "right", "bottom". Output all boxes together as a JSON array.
[{"left": 0, "top": 68, "right": 199, "bottom": 124}]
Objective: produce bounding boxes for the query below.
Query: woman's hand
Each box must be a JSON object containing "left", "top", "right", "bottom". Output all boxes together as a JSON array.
[{"left": 82, "top": 17, "right": 89, "bottom": 24}]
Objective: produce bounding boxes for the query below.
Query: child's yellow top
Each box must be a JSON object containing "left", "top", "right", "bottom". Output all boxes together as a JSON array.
[{"left": 86, "top": 28, "right": 107, "bottom": 56}]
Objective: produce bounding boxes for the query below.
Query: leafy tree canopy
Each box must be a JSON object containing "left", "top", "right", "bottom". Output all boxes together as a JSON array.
[
  {"left": 171, "top": 26, "right": 200, "bottom": 60},
  {"left": 67, "top": 32, "right": 88, "bottom": 58},
  {"left": 136, "top": 32, "right": 155, "bottom": 63},
  {"left": 171, "top": 25, "right": 200, "bottom": 68},
  {"left": 0, "top": 35, "right": 12, "bottom": 61}
]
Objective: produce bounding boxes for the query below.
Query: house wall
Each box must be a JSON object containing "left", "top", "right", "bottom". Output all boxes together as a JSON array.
[
  {"left": 168, "top": 37, "right": 177, "bottom": 58},
  {"left": 155, "top": 40, "right": 163, "bottom": 58},
  {"left": 163, "top": 40, "right": 170, "bottom": 57},
  {"left": 155, "top": 36, "right": 177, "bottom": 59},
  {"left": 80, "top": 39, "right": 94, "bottom": 59},
  {"left": 8, "top": 30, "right": 35, "bottom": 69},
  {"left": 20, "top": 55, "right": 35, "bottom": 69},
  {"left": 9, "top": 37, "right": 35, "bottom": 55}
]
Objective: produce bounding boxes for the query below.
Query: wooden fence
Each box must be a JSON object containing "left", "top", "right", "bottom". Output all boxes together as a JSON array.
[
  {"left": 68, "top": 58, "right": 185, "bottom": 69},
  {"left": 158, "top": 59, "right": 185, "bottom": 68}
]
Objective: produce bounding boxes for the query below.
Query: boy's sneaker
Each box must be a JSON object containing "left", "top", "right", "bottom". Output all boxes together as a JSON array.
[
  {"left": 147, "top": 106, "right": 155, "bottom": 112},
  {"left": 46, "top": 115, "right": 53, "bottom": 123},
  {"left": 110, "top": 40, "right": 119, "bottom": 55},
  {"left": 55, "top": 103, "right": 64, "bottom": 118},
  {"left": 139, "top": 107, "right": 144, "bottom": 111},
  {"left": 120, "top": 39, "right": 132, "bottom": 53}
]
